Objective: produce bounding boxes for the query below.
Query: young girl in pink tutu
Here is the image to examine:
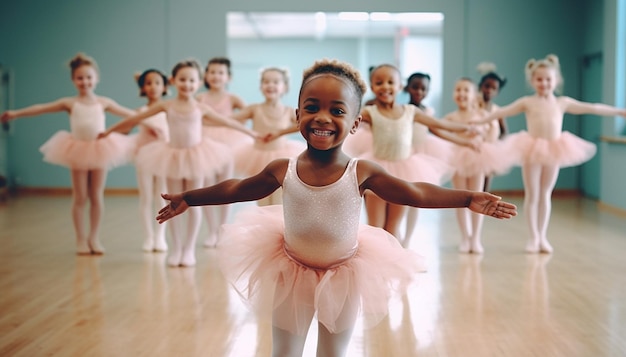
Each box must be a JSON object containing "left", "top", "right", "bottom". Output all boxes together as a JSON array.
[
  {"left": 476, "top": 54, "right": 626, "bottom": 253},
  {"left": 132, "top": 69, "right": 170, "bottom": 252},
  {"left": 196, "top": 57, "right": 250, "bottom": 247},
  {"left": 231, "top": 67, "right": 305, "bottom": 206},
  {"left": 1, "top": 53, "right": 136, "bottom": 255},
  {"left": 156, "top": 59, "right": 518, "bottom": 356},
  {"left": 476, "top": 62, "right": 508, "bottom": 191},
  {"left": 439, "top": 78, "right": 517, "bottom": 254},
  {"left": 359, "top": 64, "right": 477, "bottom": 245},
  {"left": 100, "top": 59, "right": 258, "bottom": 267}
]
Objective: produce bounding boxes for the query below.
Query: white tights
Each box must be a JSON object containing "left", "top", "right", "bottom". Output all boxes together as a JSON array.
[
  {"left": 166, "top": 177, "right": 203, "bottom": 267},
  {"left": 202, "top": 163, "right": 233, "bottom": 248},
  {"left": 521, "top": 163, "right": 559, "bottom": 253},
  {"left": 136, "top": 168, "right": 168, "bottom": 252},
  {"left": 71, "top": 169, "right": 107, "bottom": 254},
  {"left": 364, "top": 191, "right": 407, "bottom": 243},
  {"left": 452, "top": 173, "right": 486, "bottom": 254}
]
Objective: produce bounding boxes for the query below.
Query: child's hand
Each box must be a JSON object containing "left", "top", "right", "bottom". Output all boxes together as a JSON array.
[
  {"left": 156, "top": 193, "right": 189, "bottom": 223},
  {"left": 468, "top": 192, "right": 517, "bottom": 219},
  {"left": 264, "top": 132, "right": 280, "bottom": 143},
  {"left": 1, "top": 111, "right": 15, "bottom": 123},
  {"left": 97, "top": 132, "right": 109, "bottom": 139}
]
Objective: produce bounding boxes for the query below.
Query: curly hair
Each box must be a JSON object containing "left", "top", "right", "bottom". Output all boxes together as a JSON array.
[{"left": 300, "top": 59, "right": 367, "bottom": 110}]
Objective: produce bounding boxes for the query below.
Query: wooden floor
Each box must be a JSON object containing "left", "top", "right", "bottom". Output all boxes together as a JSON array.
[{"left": 1, "top": 194, "right": 625, "bottom": 357}]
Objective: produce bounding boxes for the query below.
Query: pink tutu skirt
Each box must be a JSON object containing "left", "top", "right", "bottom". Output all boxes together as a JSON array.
[
  {"left": 343, "top": 124, "right": 373, "bottom": 157},
  {"left": 510, "top": 131, "right": 596, "bottom": 167},
  {"left": 218, "top": 205, "right": 425, "bottom": 335},
  {"left": 416, "top": 134, "right": 455, "bottom": 164},
  {"left": 234, "top": 140, "right": 305, "bottom": 176},
  {"left": 39, "top": 130, "right": 135, "bottom": 170},
  {"left": 360, "top": 151, "right": 453, "bottom": 185},
  {"left": 203, "top": 125, "right": 254, "bottom": 151},
  {"left": 135, "top": 138, "right": 232, "bottom": 180},
  {"left": 450, "top": 137, "right": 518, "bottom": 178}
]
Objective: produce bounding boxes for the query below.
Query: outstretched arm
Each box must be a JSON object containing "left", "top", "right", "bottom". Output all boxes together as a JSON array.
[
  {"left": 430, "top": 127, "right": 481, "bottom": 150},
  {"left": 101, "top": 97, "right": 136, "bottom": 118},
  {"left": 358, "top": 161, "right": 517, "bottom": 218},
  {"left": 414, "top": 110, "right": 470, "bottom": 133},
  {"left": 203, "top": 105, "right": 259, "bottom": 138},
  {"left": 1, "top": 98, "right": 72, "bottom": 123},
  {"left": 563, "top": 97, "right": 626, "bottom": 117},
  {"left": 157, "top": 159, "right": 286, "bottom": 223},
  {"left": 475, "top": 98, "right": 526, "bottom": 125},
  {"left": 100, "top": 101, "right": 166, "bottom": 137}
]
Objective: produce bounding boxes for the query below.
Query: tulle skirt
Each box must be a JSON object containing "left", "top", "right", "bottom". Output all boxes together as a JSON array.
[
  {"left": 203, "top": 125, "right": 254, "bottom": 151},
  {"left": 450, "top": 137, "right": 519, "bottom": 178},
  {"left": 218, "top": 205, "right": 426, "bottom": 335},
  {"left": 343, "top": 124, "right": 373, "bottom": 157},
  {"left": 360, "top": 151, "right": 454, "bottom": 185},
  {"left": 135, "top": 138, "right": 232, "bottom": 180},
  {"left": 234, "top": 140, "right": 305, "bottom": 176},
  {"left": 39, "top": 131, "right": 135, "bottom": 170},
  {"left": 415, "top": 134, "right": 455, "bottom": 164},
  {"left": 510, "top": 131, "right": 596, "bottom": 168}
]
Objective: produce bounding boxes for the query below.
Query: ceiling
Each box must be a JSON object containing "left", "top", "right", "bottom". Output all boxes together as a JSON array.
[{"left": 227, "top": 12, "right": 444, "bottom": 39}]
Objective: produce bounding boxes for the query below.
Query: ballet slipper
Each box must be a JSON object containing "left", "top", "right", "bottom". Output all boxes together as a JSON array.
[
  {"left": 539, "top": 239, "right": 553, "bottom": 254},
  {"left": 167, "top": 252, "right": 182, "bottom": 267},
  {"left": 89, "top": 239, "right": 105, "bottom": 255}
]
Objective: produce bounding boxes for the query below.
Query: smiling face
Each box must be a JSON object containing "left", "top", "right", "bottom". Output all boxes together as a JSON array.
[
  {"left": 204, "top": 63, "right": 230, "bottom": 90},
  {"left": 369, "top": 66, "right": 402, "bottom": 105},
  {"left": 296, "top": 74, "right": 361, "bottom": 151},
  {"left": 260, "top": 69, "right": 288, "bottom": 101},
  {"left": 531, "top": 66, "right": 558, "bottom": 96},
  {"left": 172, "top": 66, "right": 201, "bottom": 98},
  {"left": 142, "top": 72, "right": 166, "bottom": 101},
  {"left": 453, "top": 79, "right": 476, "bottom": 110},
  {"left": 71, "top": 65, "right": 99, "bottom": 95},
  {"left": 406, "top": 76, "right": 430, "bottom": 106}
]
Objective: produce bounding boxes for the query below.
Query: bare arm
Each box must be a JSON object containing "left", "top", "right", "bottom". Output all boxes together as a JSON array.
[
  {"left": 358, "top": 160, "right": 517, "bottom": 218},
  {"left": 156, "top": 159, "right": 286, "bottom": 223},
  {"left": 562, "top": 97, "right": 626, "bottom": 117},
  {"left": 414, "top": 110, "right": 469, "bottom": 133},
  {"left": 230, "top": 104, "right": 255, "bottom": 122},
  {"left": 231, "top": 94, "right": 246, "bottom": 111},
  {"left": 203, "top": 105, "right": 258, "bottom": 138},
  {"left": 1, "top": 98, "right": 72, "bottom": 122},
  {"left": 430, "top": 127, "right": 481, "bottom": 150},
  {"left": 475, "top": 98, "right": 527, "bottom": 125},
  {"left": 101, "top": 97, "right": 136, "bottom": 117},
  {"left": 101, "top": 101, "right": 166, "bottom": 136}
]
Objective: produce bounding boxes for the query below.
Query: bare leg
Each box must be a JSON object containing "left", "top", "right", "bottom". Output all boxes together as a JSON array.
[
  {"left": 86, "top": 169, "right": 107, "bottom": 254},
  {"left": 522, "top": 163, "right": 542, "bottom": 253},
  {"left": 71, "top": 170, "right": 90, "bottom": 254},
  {"left": 537, "top": 164, "right": 559, "bottom": 253},
  {"left": 180, "top": 178, "right": 203, "bottom": 267},
  {"left": 384, "top": 203, "right": 407, "bottom": 242},
  {"left": 403, "top": 207, "right": 419, "bottom": 248},
  {"left": 452, "top": 175, "right": 471, "bottom": 253},
  {"left": 364, "top": 191, "right": 386, "bottom": 230}
]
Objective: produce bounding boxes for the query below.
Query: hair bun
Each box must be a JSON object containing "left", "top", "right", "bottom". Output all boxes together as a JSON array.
[{"left": 476, "top": 62, "right": 497, "bottom": 75}]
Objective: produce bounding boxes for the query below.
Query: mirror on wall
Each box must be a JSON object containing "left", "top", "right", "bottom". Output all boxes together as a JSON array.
[{"left": 226, "top": 12, "right": 445, "bottom": 114}]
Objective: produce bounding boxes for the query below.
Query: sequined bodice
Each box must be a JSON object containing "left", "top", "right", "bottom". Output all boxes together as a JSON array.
[
  {"left": 282, "top": 158, "right": 361, "bottom": 269},
  {"left": 368, "top": 104, "right": 414, "bottom": 160},
  {"left": 69, "top": 101, "right": 105, "bottom": 141}
]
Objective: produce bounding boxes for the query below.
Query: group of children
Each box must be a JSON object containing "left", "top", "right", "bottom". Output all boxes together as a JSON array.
[{"left": 2, "top": 52, "right": 625, "bottom": 357}]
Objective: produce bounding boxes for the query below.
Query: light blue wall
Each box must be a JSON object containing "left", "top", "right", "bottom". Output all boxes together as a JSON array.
[{"left": 1, "top": 0, "right": 624, "bottom": 209}]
